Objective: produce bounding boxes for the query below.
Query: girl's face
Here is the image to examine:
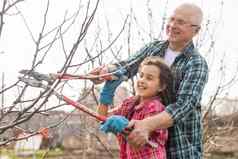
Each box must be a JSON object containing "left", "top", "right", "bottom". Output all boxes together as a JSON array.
[{"left": 135, "top": 64, "right": 161, "bottom": 101}]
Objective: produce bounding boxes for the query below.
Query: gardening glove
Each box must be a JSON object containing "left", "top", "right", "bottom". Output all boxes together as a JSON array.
[
  {"left": 97, "top": 66, "right": 127, "bottom": 115},
  {"left": 99, "top": 77, "right": 124, "bottom": 105},
  {"left": 100, "top": 115, "right": 129, "bottom": 134}
]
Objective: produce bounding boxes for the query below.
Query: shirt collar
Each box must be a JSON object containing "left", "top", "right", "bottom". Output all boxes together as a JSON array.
[
  {"left": 180, "top": 41, "right": 197, "bottom": 58},
  {"left": 162, "top": 40, "right": 196, "bottom": 58},
  {"left": 135, "top": 96, "right": 161, "bottom": 110}
]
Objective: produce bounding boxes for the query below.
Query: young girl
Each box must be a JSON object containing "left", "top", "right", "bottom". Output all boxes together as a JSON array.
[{"left": 99, "top": 56, "right": 174, "bottom": 159}]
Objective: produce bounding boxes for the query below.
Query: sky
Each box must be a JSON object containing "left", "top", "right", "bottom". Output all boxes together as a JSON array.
[{"left": 0, "top": 0, "right": 238, "bottom": 109}]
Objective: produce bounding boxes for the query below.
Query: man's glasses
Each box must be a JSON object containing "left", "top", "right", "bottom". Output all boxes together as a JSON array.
[{"left": 167, "top": 17, "right": 199, "bottom": 28}]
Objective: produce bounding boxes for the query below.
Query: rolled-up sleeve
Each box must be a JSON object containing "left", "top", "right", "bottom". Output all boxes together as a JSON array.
[
  {"left": 165, "top": 55, "right": 209, "bottom": 123},
  {"left": 115, "top": 41, "right": 163, "bottom": 78}
]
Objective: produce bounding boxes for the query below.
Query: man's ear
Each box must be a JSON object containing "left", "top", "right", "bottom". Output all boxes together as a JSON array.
[{"left": 195, "top": 26, "right": 200, "bottom": 33}]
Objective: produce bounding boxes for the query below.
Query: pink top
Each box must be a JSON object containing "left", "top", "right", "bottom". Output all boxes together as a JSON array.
[{"left": 113, "top": 96, "right": 168, "bottom": 159}]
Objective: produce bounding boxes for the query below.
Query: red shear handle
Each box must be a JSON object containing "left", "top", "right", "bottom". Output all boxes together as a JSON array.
[
  {"left": 50, "top": 72, "right": 119, "bottom": 81},
  {"left": 62, "top": 95, "right": 107, "bottom": 122}
]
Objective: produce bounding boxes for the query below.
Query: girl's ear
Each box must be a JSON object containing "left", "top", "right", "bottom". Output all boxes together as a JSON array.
[{"left": 158, "top": 84, "right": 166, "bottom": 92}]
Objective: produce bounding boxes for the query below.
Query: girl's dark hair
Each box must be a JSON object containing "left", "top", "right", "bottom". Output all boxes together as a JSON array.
[{"left": 139, "top": 56, "right": 175, "bottom": 105}]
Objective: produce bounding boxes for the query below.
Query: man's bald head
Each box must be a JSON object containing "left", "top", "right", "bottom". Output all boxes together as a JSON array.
[
  {"left": 166, "top": 3, "right": 204, "bottom": 51},
  {"left": 174, "top": 3, "right": 203, "bottom": 27}
]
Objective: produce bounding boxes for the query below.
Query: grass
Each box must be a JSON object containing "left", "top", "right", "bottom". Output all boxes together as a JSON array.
[{"left": 0, "top": 148, "right": 63, "bottom": 159}]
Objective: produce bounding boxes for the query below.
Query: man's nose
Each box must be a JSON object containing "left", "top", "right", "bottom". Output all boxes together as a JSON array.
[
  {"left": 168, "top": 20, "right": 177, "bottom": 28},
  {"left": 138, "top": 77, "right": 146, "bottom": 83}
]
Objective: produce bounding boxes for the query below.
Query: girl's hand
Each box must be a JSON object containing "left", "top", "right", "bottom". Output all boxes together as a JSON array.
[{"left": 100, "top": 115, "right": 129, "bottom": 134}]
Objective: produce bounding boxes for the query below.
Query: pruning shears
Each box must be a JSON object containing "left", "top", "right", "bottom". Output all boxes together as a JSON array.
[
  {"left": 19, "top": 67, "right": 126, "bottom": 83},
  {"left": 18, "top": 69, "right": 158, "bottom": 148},
  {"left": 18, "top": 70, "right": 107, "bottom": 122}
]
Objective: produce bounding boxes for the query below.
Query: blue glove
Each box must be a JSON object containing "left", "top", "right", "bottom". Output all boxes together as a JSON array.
[
  {"left": 100, "top": 115, "right": 129, "bottom": 134},
  {"left": 99, "top": 77, "right": 123, "bottom": 105},
  {"left": 99, "top": 66, "right": 127, "bottom": 105}
]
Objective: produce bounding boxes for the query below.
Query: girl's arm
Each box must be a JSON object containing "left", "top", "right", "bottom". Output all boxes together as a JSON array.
[
  {"left": 108, "top": 105, "right": 122, "bottom": 116},
  {"left": 97, "top": 104, "right": 122, "bottom": 117}
]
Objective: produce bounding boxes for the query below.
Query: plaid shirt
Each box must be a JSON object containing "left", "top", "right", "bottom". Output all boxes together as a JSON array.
[
  {"left": 114, "top": 96, "right": 168, "bottom": 159},
  {"left": 116, "top": 40, "right": 209, "bottom": 159}
]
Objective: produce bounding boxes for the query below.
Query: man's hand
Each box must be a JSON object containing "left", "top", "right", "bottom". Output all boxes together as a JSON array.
[
  {"left": 100, "top": 115, "right": 129, "bottom": 134},
  {"left": 88, "top": 65, "right": 109, "bottom": 84},
  {"left": 89, "top": 64, "right": 125, "bottom": 84},
  {"left": 127, "top": 119, "right": 151, "bottom": 149},
  {"left": 127, "top": 111, "right": 173, "bottom": 148}
]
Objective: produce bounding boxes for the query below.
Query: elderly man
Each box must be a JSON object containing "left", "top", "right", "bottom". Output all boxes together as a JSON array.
[{"left": 94, "top": 3, "right": 208, "bottom": 159}]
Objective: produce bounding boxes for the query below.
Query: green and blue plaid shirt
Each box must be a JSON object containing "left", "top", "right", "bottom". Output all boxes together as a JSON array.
[{"left": 116, "top": 40, "right": 209, "bottom": 159}]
